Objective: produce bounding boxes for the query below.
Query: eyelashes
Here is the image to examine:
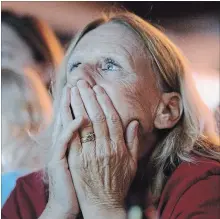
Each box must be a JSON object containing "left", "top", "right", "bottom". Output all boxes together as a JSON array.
[
  {"left": 69, "top": 62, "right": 81, "bottom": 72},
  {"left": 101, "top": 58, "right": 121, "bottom": 71},
  {"left": 69, "top": 58, "right": 121, "bottom": 73}
]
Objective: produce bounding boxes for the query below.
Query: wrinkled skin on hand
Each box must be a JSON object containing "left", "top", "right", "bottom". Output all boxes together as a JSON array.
[
  {"left": 67, "top": 80, "right": 139, "bottom": 214},
  {"left": 68, "top": 137, "right": 138, "bottom": 208},
  {"left": 45, "top": 87, "right": 83, "bottom": 218}
]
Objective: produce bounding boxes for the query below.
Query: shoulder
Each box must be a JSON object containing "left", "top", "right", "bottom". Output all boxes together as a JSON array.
[
  {"left": 16, "top": 170, "right": 45, "bottom": 187},
  {"left": 168, "top": 153, "right": 220, "bottom": 183},
  {"left": 158, "top": 154, "right": 220, "bottom": 219},
  {"left": 16, "top": 171, "right": 48, "bottom": 198},
  {"left": 1, "top": 171, "right": 27, "bottom": 207},
  {"left": 2, "top": 171, "right": 48, "bottom": 219}
]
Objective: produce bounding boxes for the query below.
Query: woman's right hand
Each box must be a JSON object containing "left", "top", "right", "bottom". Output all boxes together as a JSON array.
[{"left": 43, "top": 86, "right": 83, "bottom": 219}]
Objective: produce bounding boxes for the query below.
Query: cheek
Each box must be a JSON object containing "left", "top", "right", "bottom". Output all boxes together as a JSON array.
[{"left": 101, "top": 81, "right": 155, "bottom": 133}]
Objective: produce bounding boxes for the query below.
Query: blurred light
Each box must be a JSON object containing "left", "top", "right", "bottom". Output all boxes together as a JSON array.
[
  {"left": 128, "top": 206, "right": 142, "bottom": 219},
  {"left": 193, "top": 72, "right": 220, "bottom": 109}
]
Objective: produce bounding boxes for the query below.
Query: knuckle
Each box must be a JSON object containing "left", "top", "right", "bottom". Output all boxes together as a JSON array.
[
  {"left": 110, "top": 127, "right": 124, "bottom": 140},
  {"left": 108, "top": 113, "right": 119, "bottom": 124},
  {"left": 82, "top": 116, "right": 92, "bottom": 127},
  {"left": 91, "top": 113, "right": 106, "bottom": 123}
]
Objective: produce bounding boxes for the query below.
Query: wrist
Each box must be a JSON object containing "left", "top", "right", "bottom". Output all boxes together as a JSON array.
[
  {"left": 40, "top": 202, "right": 78, "bottom": 219},
  {"left": 82, "top": 205, "right": 126, "bottom": 219}
]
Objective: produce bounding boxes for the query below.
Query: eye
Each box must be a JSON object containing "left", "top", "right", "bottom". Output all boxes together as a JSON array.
[
  {"left": 101, "top": 58, "right": 121, "bottom": 72},
  {"left": 69, "top": 62, "right": 81, "bottom": 72}
]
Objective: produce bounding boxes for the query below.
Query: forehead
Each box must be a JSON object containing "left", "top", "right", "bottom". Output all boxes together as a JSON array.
[{"left": 73, "top": 22, "right": 146, "bottom": 56}]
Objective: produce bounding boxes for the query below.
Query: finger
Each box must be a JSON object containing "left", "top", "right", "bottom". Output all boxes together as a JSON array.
[
  {"left": 71, "top": 86, "right": 92, "bottom": 132},
  {"left": 71, "top": 85, "right": 94, "bottom": 138},
  {"left": 52, "top": 111, "right": 62, "bottom": 144},
  {"left": 61, "top": 86, "right": 73, "bottom": 126},
  {"left": 93, "top": 85, "right": 124, "bottom": 141},
  {"left": 77, "top": 80, "right": 109, "bottom": 139},
  {"left": 52, "top": 117, "right": 83, "bottom": 161},
  {"left": 125, "top": 120, "right": 139, "bottom": 161},
  {"left": 68, "top": 125, "right": 82, "bottom": 155},
  {"left": 71, "top": 85, "right": 95, "bottom": 155}
]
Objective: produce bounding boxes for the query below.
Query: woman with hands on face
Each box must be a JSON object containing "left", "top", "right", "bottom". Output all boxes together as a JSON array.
[
  {"left": 2, "top": 12, "right": 220, "bottom": 219},
  {"left": 44, "top": 80, "right": 139, "bottom": 219}
]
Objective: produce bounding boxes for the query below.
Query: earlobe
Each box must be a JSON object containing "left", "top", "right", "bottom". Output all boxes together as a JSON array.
[{"left": 154, "top": 92, "right": 183, "bottom": 129}]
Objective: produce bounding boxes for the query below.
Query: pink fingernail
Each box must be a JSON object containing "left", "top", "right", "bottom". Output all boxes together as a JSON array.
[
  {"left": 77, "top": 80, "right": 89, "bottom": 88},
  {"left": 93, "top": 85, "right": 104, "bottom": 94}
]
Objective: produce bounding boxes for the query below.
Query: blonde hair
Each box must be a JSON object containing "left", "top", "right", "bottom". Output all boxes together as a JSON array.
[
  {"left": 2, "top": 66, "right": 53, "bottom": 172},
  {"left": 48, "top": 12, "right": 219, "bottom": 203}
]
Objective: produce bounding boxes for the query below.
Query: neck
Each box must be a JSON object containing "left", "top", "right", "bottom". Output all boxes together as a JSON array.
[{"left": 138, "top": 131, "right": 157, "bottom": 159}]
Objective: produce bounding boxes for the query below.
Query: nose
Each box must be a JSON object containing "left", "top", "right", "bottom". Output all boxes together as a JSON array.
[{"left": 67, "top": 64, "right": 96, "bottom": 88}]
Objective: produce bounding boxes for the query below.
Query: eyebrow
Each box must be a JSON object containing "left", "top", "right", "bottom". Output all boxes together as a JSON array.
[
  {"left": 116, "top": 45, "right": 136, "bottom": 70},
  {"left": 69, "top": 43, "right": 136, "bottom": 72}
]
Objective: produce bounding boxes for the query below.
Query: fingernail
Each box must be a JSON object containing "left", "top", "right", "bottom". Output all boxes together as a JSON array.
[
  {"left": 77, "top": 80, "right": 89, "bottom": 88},
  {"left": 93, "top": 85, "right": 104, "bottom": 94}
]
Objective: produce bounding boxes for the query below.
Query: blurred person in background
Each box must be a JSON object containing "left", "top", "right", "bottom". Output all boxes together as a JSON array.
[
  {"left": 1, "top": 68, "right": 53, "bottom": 171},
  {"left": 2, "top": 12, "right": 220, "bottom": 219},
  {"left": 214, "top": 105, "right": 220, "bottom": 135},
  {"left": 2, "top": 10, "right": 64, "bottom": 91},
  {"left": 1, "top": 10, "right": 63, "bottom": 206}
]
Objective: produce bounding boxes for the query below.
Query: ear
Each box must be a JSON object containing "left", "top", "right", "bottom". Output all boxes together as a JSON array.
[{"left": 154, "top": 92, "right": 183, "bottom": 129}]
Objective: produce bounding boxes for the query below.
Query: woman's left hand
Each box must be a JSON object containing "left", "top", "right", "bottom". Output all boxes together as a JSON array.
[{"left": 68, "top": 80, "right": 139, "bottom": 218}]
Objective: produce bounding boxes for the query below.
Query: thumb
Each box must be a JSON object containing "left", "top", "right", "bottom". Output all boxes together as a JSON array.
[{"left": 125, "top": 120, "right": 139, "bottom": 160}]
